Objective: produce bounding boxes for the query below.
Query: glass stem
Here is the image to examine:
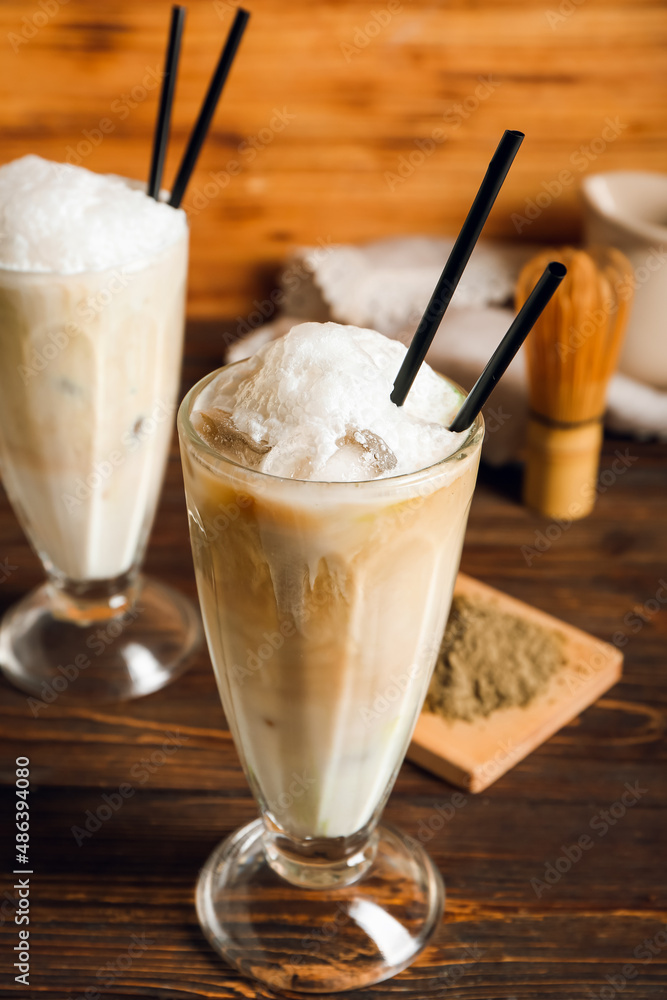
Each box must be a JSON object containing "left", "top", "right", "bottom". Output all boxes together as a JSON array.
[
  {"left": 261, "top": 814, "right": 379, "bottom": 889},
  {"left": 46, "top": 569, "right": 142, "bottom": 627}
]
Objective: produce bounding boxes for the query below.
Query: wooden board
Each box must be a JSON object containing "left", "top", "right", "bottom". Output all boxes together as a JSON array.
[
  {"left": 0, "top": 0, "right": 665, "bottom": 319},
  {"left": 408, "top": 572, "right": 623, "bottom": 793}
]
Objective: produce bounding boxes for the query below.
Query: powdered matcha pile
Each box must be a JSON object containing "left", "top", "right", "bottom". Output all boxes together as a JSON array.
[{"left": 425, "top": 595, "right": 566, "bottom": 722}]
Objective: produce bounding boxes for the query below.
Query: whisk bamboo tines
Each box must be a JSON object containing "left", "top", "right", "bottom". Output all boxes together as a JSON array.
[{"left": 517, "top": 246, "right": 634, "bottom": 520}]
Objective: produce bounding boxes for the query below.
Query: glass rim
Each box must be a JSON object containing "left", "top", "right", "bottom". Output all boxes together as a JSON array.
[
  {"left": 177, "top": 361, "right": 485, "bottom": 491},
  {"left": 0, "top": 173, "right": 188, "bottom": 279}
]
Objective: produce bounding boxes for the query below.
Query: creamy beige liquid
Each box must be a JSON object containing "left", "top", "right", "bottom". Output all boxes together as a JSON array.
[
  {"left": 0, "top": 234, "right": 188, "bottom": 581},
  {"left": 181, "top": 402, "right": 482, "bottom": 841}
]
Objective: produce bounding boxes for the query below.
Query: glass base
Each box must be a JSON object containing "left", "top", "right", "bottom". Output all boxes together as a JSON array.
[
  {"left": 196, "top": 819, "right": 445, "bottom": 994},
  {"left": 0, "top": 575, "right": 201, "bottom": 704}
]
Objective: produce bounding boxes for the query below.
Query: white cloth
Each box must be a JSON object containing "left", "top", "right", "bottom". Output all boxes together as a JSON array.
[
  {"left": 227, "top": 238, "right": 667, "bottom": 464},
  {"left": 288, "top": 236, "right": 534, "bottom": 336}
]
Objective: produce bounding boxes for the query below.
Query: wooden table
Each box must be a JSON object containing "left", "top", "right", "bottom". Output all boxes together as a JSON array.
[{"left": 1, "top": 321, "right": 665, "bottom": 999}]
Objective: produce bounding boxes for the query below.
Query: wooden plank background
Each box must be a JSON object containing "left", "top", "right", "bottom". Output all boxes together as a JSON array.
[{"left": 0, "top": 0, "right": 666, "bottom": 318}]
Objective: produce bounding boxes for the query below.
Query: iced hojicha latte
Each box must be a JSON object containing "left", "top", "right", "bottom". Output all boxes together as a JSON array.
[{"left": 179, "top": 322, "right": 483, "bottom": 844}]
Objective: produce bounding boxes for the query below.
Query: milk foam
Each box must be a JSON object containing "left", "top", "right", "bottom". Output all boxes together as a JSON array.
[
  {"left": 194, "top": 322, "right": 466, "bottom": 481},
  {"left": 0, "top": 156, "right": 186, "bottom": 273}
]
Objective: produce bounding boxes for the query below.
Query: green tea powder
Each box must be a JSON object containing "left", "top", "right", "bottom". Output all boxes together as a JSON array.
[{"left": 425, "top": 594, "right": 566, "bottom": 723}]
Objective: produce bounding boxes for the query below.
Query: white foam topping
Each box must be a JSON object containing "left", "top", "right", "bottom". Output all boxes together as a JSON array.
[
  {"left": 193, "top": 322, "right": 468, "bottom": 482},
  {"left": 0, "top": 155, "right": 187, "bottom": 273}
]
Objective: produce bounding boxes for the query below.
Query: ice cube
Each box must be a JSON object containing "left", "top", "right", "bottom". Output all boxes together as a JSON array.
[
  {"left": 334, "top": 426, "right": 398, "bottom": 477},
  {"left": 193, "top": 407, "right": 271, "bottom": 467}
]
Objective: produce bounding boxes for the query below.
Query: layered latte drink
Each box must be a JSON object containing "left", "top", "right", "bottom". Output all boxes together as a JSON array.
[{"left": 179, "top": 322, "right": 483, "bottom": 850}]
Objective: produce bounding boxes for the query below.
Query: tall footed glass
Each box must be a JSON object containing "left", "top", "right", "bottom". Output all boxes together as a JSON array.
[
  {"left": 0, "top": 228, "right": 200, "bottom": 703},
  {"left": 178, "top": 366, "right": 483, "bottom": 993}
]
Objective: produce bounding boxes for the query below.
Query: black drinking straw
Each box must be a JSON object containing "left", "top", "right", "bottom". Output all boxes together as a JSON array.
[
  {"left": 448, "top": 261, "right": 567, "bottom": 433},
  {"left": 391, "top": 129, "right": 525, "bottom": 406},
  {"left": 147, "top": 5, "right": 187, "bottom": 200},
  {"left": 168, "top": 7, "right": 250, "bottom": 209}
]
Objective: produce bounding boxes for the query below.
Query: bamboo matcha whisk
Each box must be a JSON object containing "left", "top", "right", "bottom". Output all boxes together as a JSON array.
[{"left": 517, "top": 246, "right": 634, "bottom": 520}]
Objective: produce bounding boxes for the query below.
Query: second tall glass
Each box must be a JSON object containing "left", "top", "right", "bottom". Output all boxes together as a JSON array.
[{"left": 0, "top": 211, "right": 200, "bottom": 703}]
